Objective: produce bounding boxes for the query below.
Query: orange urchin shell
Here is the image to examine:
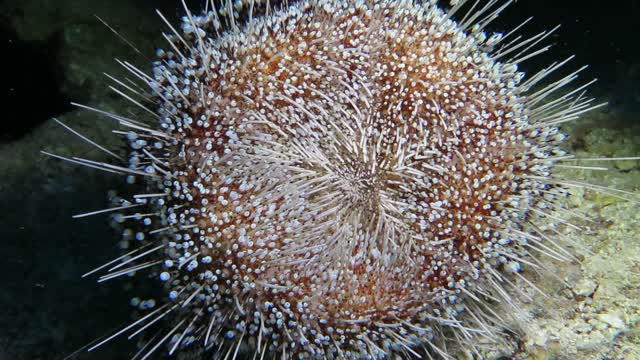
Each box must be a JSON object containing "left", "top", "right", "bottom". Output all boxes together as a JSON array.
[{"left": 76, "top": 0, "right": 594, "bottom": 358}]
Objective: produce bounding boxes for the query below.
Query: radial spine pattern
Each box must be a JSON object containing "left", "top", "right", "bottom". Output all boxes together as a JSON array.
[{"left": 69, "top": 0, "right": 600, "bottom": 358}]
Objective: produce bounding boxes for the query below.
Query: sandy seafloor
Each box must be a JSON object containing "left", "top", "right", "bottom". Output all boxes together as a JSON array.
[{"left": 0, "top": 0, "right": 638, "bottom": 359}]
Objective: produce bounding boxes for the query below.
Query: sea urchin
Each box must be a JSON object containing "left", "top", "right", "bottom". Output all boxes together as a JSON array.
[{"left": 47, "top": 0, "right": 622, "bottom": 358}]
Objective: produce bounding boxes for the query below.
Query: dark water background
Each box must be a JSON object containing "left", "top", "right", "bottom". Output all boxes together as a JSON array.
[{"left": 0, "top": 0, "right": 638, "bottom": 359}]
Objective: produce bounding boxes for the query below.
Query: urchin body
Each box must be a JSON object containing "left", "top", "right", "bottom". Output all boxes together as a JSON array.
[{"left": 60, "top": 0, "right": 599, "bottom": 359}]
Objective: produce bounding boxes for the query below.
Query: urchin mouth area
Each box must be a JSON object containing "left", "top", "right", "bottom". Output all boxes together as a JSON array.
[{"left": 335, "top": 163, "right": 383, "bottom": 211}]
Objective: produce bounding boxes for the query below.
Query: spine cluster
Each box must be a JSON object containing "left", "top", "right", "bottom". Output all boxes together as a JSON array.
[{"left": 58, "top": 0, "right": 601, "bottom": 358}]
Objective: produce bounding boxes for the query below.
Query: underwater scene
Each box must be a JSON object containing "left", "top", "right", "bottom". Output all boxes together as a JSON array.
[{"left": 1, "top": 0, "right": 639, "bottom": 359}]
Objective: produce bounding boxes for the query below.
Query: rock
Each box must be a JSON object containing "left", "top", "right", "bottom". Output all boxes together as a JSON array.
[
  {"left": 574, "top": 279, "right": 598, "bottom": 298},
  {"left": 597, "top": 312, "right": 626, "bottom": 330},
  {"left": 575, "top": 331, "right": 607, "bottom": 351},
  {"left": 573, "top": 321, "right": 593, "bottom": 334}
]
